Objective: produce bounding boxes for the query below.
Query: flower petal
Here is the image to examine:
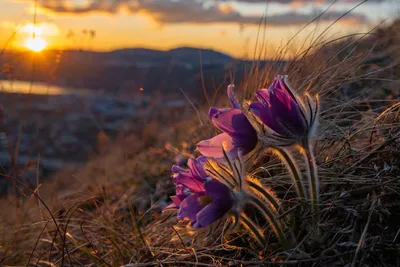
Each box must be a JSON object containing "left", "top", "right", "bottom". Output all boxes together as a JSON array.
[
  {"left": 187, "top": 156, "right": 208, "bottom": 178},
  {"left": 192, "top": 178, "right": 232, "bottom": 228},
  {"left": 197, "top": 133, "right": 238, "bottom": 159},
  {"left": 270, "top": 90, "right": 306, "bottom": 136},
  {"left": 278, "top": 75, "right": 297, "bottom": 102},
  {"left": 172, "top": 163, "right": 205, "bottom": 192},
  {"left": 209, "top": 107, "right": 220, "bottom": 119},
  {"left": 268, "top": 78, "right": 279, "bottom": 91},
  {"left": 256, "top": 89, "right": 271, "bottom": 105},
  {"left": 211, "top": 109, "right": 255, "bottom": 139},
  {"left": 173, "top": 172, "right": 205, "bottom": 192},
  {"left": 250, "top": 101, "right": 274, "bottom": 126},
  {"left": 192, "top": 201, "right": 231, "bottom": 228},
  {"left": 171, "top": 165, "right": 188, "bottom": 175},
  {"left": 250, "top": 100, "right": 292, "bottom": 136},
  {"left": 175, "top": 184, "right": 184, "bottom": 196},
  {"left": 163, "top": 188, "right": 188, "bottom": 211},
  {"left": 204, "top": 178, "right": 232, "bottom": 201},
  {"left": 171, "top": 194, "right": 186, "bottom": 207},
  {"left": 178, "top": 192, "right": 207, "bottom": 223},
  {"left": 249, "top": 101, "right": 267, "bottom": 117},
  {"left": 271, "top": 86, "right": 293, "bottom": 111}
]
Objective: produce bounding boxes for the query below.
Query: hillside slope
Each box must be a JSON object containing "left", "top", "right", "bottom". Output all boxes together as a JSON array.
[{"left": 0, "top": 20, "right": 399, "bottom": 266}]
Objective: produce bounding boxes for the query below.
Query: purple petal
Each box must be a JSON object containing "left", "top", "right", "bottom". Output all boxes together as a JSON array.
[
  {"left": 192, "top": 178, "right": 233, "bottom": 228},
  {"left": 227, "top": 85, "right": 241, "bottom": 109},
  {"left": 278, "top": 76, "right": 297, "bottom": 102},
  {"left": 269, "top": 91, "right": 306, "bottom": 136},
  {"left": 251, "top": 76, "right": 309, "bottom": 139},
  {"left": 204, "top": 178, "right": 232, "bottom": 201},
  {"left": 173, "top": 173, "right": 205, "bottom": 192},
  {"left": 192, "top": 201, "right": 231, "bottom": 228},
  {"left": 175, "top": 184, "right": 184, "bottom": 196},
  {"left": 171, "top": 194, "right": 186, "bottom": 207},
  {"left": 187, "top": 156, "right": 208, "bottom": 179},
  {"left": 211, "top": 109, "right": 255, "bottom": 139},
  {"left": 172, "top": 163, "right": 205, "bottom": 192},
  {"left": 256, "top": 89, "right": 271, "bottom": 105},
  {"left": 197, "top": 133, "right": 238, "bottom": 159},
  {"left": 249, "top": 101, "right": 266, "bottom": 117},
  {"left": 250, "top": 101, "right": 292, "bottom": 136},
  {"left": 178, "top": 192, "right": 207, "bottom": 223},
  {"left": 268, "top": 78, "right": 279, "bottom": 91},
  {"left": 171, "top": 165, "right": 188, "bottom": 174},
  {"left": 271, "top": 86, "right": 294, "bottom": 111},
  {"left": 209, "top": 107, "right": 220, "bottom": 119}
]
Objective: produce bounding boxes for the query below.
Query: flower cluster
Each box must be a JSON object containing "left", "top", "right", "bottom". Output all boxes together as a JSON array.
[
  {"left": 164, "top": 156, "right": 233, "bottom": 228},
  {"left": 163, "top": 75, "right": 320, "bottom": 248}
]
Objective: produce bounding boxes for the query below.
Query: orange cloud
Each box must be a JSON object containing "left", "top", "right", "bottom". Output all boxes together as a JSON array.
[{"left": 13, "top": 0, "right": 370, "bottom": 26}]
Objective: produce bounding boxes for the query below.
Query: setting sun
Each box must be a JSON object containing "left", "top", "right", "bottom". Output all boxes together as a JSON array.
[
  {"left": 24, "top": 37, "right": 47, "bottom": 52},
  {"left": 19, "top": 23, "right": 49, "bottom": 52}
]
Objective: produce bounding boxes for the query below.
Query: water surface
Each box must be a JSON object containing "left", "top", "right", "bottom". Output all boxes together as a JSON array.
[{"left": 0, "top": 80, "right": 90, "bottom": 95}]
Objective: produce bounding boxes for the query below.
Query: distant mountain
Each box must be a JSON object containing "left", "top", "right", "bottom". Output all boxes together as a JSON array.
[
  {"left": 0, "top": 47, "right": 280, "bottom": 99},
  {"left": 165, "top": 47, "right": 233, "bottom": 65},
  {"left": 106, "top": 47, "right": 233, "bottom": 65},
  {"left": 32, "top": 47, "right": 234, "bottom": 68}
]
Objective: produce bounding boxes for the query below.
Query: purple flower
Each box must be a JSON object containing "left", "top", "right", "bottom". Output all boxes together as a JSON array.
[
  {"left": 249, "top": 75, "right": 318, "bottom": 144},
  {"left": 192, "top": 178, "right": 233, "bottom": 228},
  {"left": 163, "top": 156, "right": 233, "bottom": 228},
  {"left": 163, "top": 184, "right": 190, "bottom": 210},
  {"left": 171, "top": 156, "right": 208, "bottom": 192},
  {"left": 197, "top": 85, "right": 258, "bottom": 159}
]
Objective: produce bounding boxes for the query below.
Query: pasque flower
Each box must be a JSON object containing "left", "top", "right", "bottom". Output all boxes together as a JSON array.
[
  {"left": 204, "top": 151, "right": 287, "bottom": 247},
  {"left": 249, "top": 75, "right": 320, "bottom": 234},
  {"left": 164, "top": 156, "right": 233, "bottom": 228},
  {"left": 197, "top": 85, "right": 258, "bottom": 159},
  {"left": 249, "top": 75, "right": 318, "bottom": 145}
]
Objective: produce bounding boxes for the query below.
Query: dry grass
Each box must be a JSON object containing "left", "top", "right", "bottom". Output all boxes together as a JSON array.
[{"left": 1, "top": 17, "right": 400, "bottom": 266}]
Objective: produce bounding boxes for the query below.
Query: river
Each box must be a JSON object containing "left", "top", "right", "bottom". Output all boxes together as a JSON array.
[{"left": 0, "top": 80, "right": 92, "bottom": 95}]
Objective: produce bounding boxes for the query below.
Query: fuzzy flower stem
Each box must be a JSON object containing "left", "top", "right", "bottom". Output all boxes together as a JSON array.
[
  {"left": 229, "top": 213, "right": 240, "bottom": 233},
  {"left": 248, "top": 195, "right": 288, "bottom": 249},
  {"left": 271, "top": 146, "right": 306, "bottom": 200},
  {"left": 247, "top": 180, "right": 281, "bottom": 212},
  {"left": 240, "top": 213, "right": 266, "bottom": 248},
  {"left": 302, "top": 139, "right": 320, "bottom": 234}
]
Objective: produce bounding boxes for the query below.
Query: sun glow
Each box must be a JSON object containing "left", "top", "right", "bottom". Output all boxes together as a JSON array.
[
  {"left": 20, "top": 23, "right": 49, "bottom": 52},
  {"left": 24, "top": 37, "right": 47, "bottom": 52},
  {"left": 21, "top": 23, "right": 43, "bottom": 36}
]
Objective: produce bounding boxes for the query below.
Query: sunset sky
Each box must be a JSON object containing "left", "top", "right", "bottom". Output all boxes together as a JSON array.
[{"left": 0, "top": 0, "right": 396, "bottom": 58}]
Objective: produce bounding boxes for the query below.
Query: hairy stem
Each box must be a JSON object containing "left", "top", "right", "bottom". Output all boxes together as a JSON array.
[
  {"left": 249, "top": 195, "right": 288, "bottom": 249},
  {"left": 240, "top": 213, "right": 266, "bottom": 248},
  {"left": 248, "top": 180, "right": 281, "bottom": 212},
  {"left": 303, "top": 140, "right": 320, "bottom": 234},
  {"left": 271, "top": 146, "right": 306, "bottom": 200}
]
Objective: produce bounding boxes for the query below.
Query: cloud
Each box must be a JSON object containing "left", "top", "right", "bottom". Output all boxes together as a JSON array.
[
  {"left": 16, "top": 0, "right": 369, "bottom": 26},
  {"left": 219, "top": 0, "right": 385, "bottom": 3},
  {"left": 219, "top": 0, "right": 386, "bottom": 8}
]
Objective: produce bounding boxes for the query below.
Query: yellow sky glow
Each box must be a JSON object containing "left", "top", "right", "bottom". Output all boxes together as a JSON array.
[{"left": 0, "top": 0, "right": 383, "bottom": 58}]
